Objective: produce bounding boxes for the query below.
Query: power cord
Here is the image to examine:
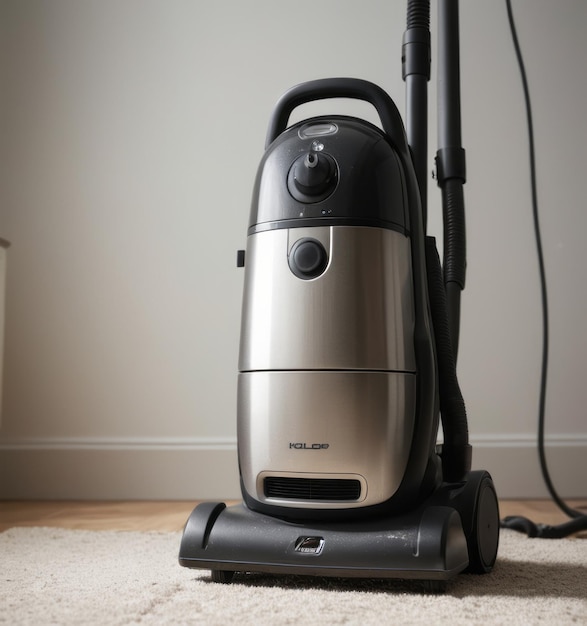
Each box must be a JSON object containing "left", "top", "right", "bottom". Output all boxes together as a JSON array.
[{"left": 500, "top": 0, "right": 587, "bottom": 538}]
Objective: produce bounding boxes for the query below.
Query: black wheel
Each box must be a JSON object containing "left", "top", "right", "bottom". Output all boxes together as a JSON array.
[
  {"left": 466, "top": 474, "right": 500, "bottom": 574},
  {"left": 211, "top": 569, "right": 235, "bottom": 584}
]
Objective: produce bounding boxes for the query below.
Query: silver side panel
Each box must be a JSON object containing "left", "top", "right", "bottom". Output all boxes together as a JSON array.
[
  {"left": 238, "top": 370, "right": 416, "bottom": 509},
  {"left": 239, "top": 226, "right": 416, "bottom": 373}
]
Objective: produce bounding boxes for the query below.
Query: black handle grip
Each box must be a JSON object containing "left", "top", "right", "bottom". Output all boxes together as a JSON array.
[{"left": 265, "top": 77, "right": 408, "bottom": 152}]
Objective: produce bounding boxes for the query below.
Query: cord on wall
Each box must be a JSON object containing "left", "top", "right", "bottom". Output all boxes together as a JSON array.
[{"left": 500, "top": 0, "right": 587, "bottom": 538}]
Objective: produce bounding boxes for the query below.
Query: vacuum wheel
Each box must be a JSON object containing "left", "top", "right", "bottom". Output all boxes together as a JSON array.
[
  {"left": 211, "top": 569, "right": 235, "bottom": 584},
  {"left": 463, "top": 472, "right": 500, "bottom": 574}
]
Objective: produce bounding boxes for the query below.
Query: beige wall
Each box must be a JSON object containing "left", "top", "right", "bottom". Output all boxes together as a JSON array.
[{"left": 0, "top": 0, "right": 586, "bottom": 498}]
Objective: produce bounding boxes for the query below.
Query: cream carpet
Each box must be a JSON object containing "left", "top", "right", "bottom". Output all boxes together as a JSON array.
[{"left": 1, "top": 527, "right": 586, "bottom": 625}]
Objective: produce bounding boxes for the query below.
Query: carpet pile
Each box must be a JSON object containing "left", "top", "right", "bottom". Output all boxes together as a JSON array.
[{"left": 1, "top": 526, "right": 586, "bottom": 624}]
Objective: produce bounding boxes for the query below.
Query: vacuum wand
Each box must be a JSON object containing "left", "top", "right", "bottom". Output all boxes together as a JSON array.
[
  {"left": 436, "top": 0, "right": 467, "bottom": 359},
  {"left": 402, "top": 0, "right": 431, "bottom": 230}
]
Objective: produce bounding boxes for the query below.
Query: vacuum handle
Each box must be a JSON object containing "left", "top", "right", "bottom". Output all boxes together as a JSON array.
[{"left": 265, "top": 77, "right": 408, "bottom": 152}]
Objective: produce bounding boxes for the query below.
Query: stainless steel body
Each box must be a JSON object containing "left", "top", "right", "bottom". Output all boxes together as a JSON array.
[
  {"left": 238, "top": 225, "right": 417, "bottom": 509},
  {"left": 239, "top": 226, "right": 416, "bottom": 372},
  {"left": 238, "top": 370, "right": 416, "bottom": 509}
]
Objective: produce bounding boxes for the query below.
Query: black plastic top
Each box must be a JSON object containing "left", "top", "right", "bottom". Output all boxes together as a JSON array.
[{"left": 249, "top": 115, "right": 409, "bottom": 235}]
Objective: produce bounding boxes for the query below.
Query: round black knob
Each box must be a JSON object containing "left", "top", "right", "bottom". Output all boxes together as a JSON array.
[
  {"left": 288, "top": 238, "right": 328, "bottom": 279},
  {"left": 287, "top": 152, "right": 337, "bottom": 203}
]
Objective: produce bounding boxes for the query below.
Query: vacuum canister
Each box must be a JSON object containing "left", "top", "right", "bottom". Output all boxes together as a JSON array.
[{"left": 237, "top": 80, "right": 435, "bottom": 519}]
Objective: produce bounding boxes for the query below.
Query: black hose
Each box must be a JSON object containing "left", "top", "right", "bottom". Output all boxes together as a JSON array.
[
  {"left": 442, "top": 179, "right": 466, "bottom": 289},
  {"left": 425, "top": 236, "right": 471, "bottom": 481},
  {"left": 441, "top": 178, "right": 466, "bottom": 356},
  {"left": 407, "top": 0, "right": 430, "bottom": 29}
]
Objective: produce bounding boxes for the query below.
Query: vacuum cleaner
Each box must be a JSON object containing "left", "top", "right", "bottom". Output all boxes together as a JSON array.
[{"left": 179, "top": 0, "right": 500, "bottom": 589}]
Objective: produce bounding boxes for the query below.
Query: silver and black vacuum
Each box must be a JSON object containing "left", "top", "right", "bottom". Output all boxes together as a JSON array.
[{"left": 180, "top": 1, "right": 500, "bottom": 590}]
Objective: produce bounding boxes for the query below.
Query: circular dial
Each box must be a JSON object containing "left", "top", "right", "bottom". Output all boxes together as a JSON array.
[{"left": 287, "top": 151, "right": 337, "bottom": 203}]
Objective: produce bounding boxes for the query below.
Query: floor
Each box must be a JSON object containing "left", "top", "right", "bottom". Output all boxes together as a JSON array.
[{"left": 1, "top": 499, "right": 586, "bottom": 534}]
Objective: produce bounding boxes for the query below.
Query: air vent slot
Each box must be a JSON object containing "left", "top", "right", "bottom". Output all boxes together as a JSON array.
[{"left": 264, "top": 477, "right": 361, "bottom": 501}]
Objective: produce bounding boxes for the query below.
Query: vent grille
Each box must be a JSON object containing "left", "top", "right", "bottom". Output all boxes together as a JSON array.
[{"left": 264, "top": 477, "right": 361, "bottom": 501}]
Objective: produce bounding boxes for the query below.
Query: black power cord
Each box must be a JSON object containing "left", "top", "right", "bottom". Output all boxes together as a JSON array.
[{"left": 501, "top": 0, "right": 587, "bottom": 538}]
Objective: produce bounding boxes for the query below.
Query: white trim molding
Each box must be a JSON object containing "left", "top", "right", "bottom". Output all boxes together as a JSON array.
[
  {"left": 470, "top": 434, "right": 587, "bottom": 499},
  {"left": 0, "top": 434, "right": 585, "bottom": 500},
  {"left": 0, "top": 436, "right": 240, "bottom": 500},
  {"left": 0, "top": 436, "right": 238, "bottom": 451}
]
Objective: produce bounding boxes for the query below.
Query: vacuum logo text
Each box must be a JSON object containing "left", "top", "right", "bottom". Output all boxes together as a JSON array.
[{"left": 289, "top": 442, "right": 329, "bottom": 450}]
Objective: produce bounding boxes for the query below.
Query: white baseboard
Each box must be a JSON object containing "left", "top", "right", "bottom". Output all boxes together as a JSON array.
[
  {"left": 469, "top": 434, "right": 587, "bottom": 499},
  {"left": 0, "top": 437, "right": 241, "bottom": 500},
  {"left": 0, "top": 435, "right": 585, "bottom": 500}
]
